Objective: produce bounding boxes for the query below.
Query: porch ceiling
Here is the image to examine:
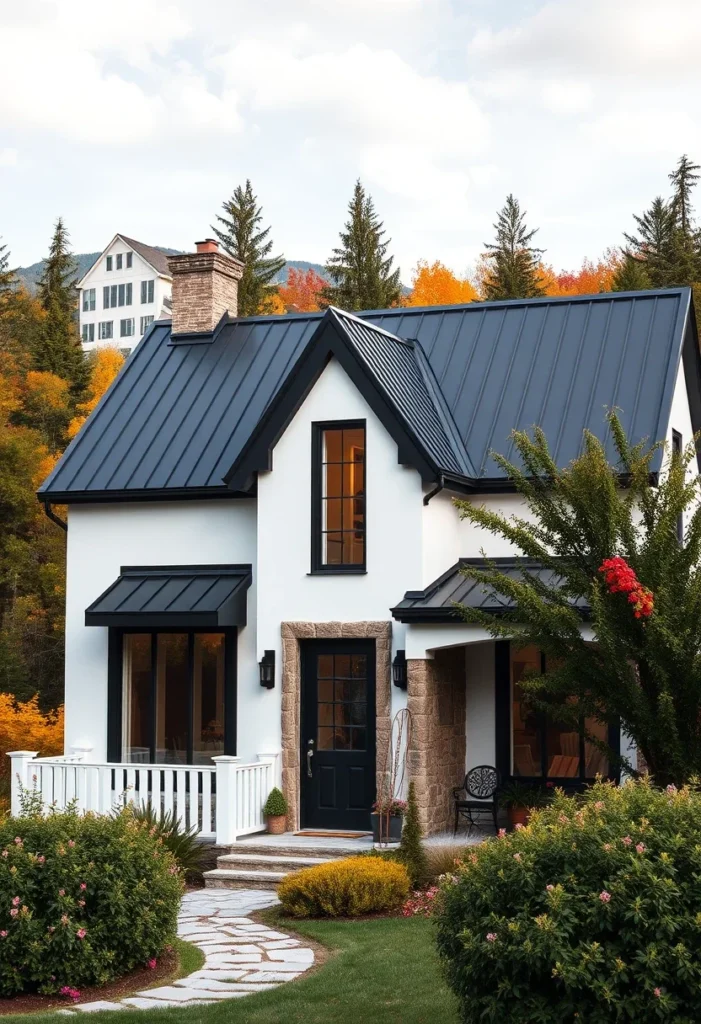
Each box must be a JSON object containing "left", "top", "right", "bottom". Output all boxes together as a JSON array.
[
  {"left": 85, "top": 564, "right": 252, "bottom": 628},
  {"left": 391, "top": 557, "right": 589, "bottom": 623}
]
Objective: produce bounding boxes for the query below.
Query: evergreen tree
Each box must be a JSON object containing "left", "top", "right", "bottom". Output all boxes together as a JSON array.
[
  {"left": 398, "top": 781, "right": 428, "bottom": 887},
  {"left": 34, "top": 218, "right": 88, "bottom": 396},
  {"left": 321, "top": 180, "right": 402, "bottom": 311},
  {"left": 667, "top": 154, "right": 701, "bottom": 286},
  {"left": 212, "top": 180, "right": 286, "bottom": 316},
  {"left": 482, "top": 194, "right": 545, "bottom": 300},
  {"left": 0, "top": 237, "right": 15, "bottom": 298},
  {"left": 611, "top": 253, "right": 652, "bottom": 292},
  {"left": 669, "top": 154, "right": 700, "bottom": 237},
  {"left": 622, "top": 197, "right": 678, "bottom": 288}
]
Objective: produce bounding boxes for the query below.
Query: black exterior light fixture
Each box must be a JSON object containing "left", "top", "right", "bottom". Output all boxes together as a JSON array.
[
  {"left": 392, "top": 650, "right": 407, "bottom": 690},
  {"left": 259, "top": 650, "right": 275, "bottom": 689}
]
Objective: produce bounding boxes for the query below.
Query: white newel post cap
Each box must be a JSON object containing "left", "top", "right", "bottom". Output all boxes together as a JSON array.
[
  {"left": 213, "top": 756, "right": 241, "bottom": 845},
  {"left": 69, "top": 745, "right": 93, "bottom": 760}
]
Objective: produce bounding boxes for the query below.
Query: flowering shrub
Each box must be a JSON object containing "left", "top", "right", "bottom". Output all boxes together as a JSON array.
[
  {"left": 402, "top": 886, "right": 440, "bottom": 917},
  {"left": 436, "top": 779, "right": 701, "bottom": 1022},
  {"left": 278, "top": 856, "right": 409, "bottom": 918},
  {"left": 599, "top": 556, "right": 654, "bottom": 619},
  {"left": 0, "top": 792, "right": 182, "bottom": 996}
]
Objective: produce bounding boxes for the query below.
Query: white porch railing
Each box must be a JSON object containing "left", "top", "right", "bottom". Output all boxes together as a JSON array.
[{"left": 7, "top": 751, "right": 279, "bottom": 844}]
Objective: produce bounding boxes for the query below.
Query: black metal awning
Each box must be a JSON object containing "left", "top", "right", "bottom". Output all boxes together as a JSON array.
[
  {"left": 391, "top": 558, "right": 589, "bottom": 623},
  {"left": 85, "top": 565, "right": 252, "bottom": 628}
]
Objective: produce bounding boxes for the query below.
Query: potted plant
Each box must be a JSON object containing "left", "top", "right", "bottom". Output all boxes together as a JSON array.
[
  {"left": 371, "top": 797, "right": 407, "bottom": 843},
  {"left": 263, "top": 787, "right": 288, "bottom": 834},
  {"left": 498, "top": 780, "right": 550, "bottom": 829}
]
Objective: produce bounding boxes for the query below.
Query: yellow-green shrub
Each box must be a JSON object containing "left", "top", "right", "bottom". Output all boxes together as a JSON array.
[{"left": 278, "top": 856, "right": 410, "bottom": 918}]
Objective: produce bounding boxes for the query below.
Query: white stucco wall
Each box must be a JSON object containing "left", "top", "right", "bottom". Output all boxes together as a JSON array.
[
  {"left": 64, "top": 500, "right": 257, "bottom": 761},
  {"left": 255, "top": 357, "right": 423, "bottom": 755},
  {"left": 78, "top": 236, "right": 171, "bottom": 353}
]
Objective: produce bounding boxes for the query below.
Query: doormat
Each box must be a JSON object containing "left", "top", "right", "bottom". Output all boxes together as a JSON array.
[{"left": 294, "top": 830, "right": 372, "bottom": 839}]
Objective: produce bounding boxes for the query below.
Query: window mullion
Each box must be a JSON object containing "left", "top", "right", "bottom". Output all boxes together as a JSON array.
[
  {"left": 150, "top": 634, "right": 158, "bottom": 764},
  {"left": 187, "top": 634, "right": 194, "bottom": 765}
]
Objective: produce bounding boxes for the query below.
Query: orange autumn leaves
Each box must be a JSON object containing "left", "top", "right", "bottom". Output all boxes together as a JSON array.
[
  {"left": 0, "top": 694, "right": 64, "bottom": 799},
  {"left": 408, "top": 261, "right": 478, "bottom": 306},
  {"left": 68, "top": 347, "right": 124, "bottom": 439}
]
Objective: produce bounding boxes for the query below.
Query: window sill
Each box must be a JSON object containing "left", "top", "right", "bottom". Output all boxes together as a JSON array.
[{"left": 307, "top": 568, "right": 368, "bottom": 576}]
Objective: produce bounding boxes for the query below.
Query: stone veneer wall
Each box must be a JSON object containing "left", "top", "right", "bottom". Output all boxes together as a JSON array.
[
  {"left": 407, "top": 648, "right": 467, "bottom": 835},
  {"left": 280, "top": 622, "right": 392, "bottom": 832}
]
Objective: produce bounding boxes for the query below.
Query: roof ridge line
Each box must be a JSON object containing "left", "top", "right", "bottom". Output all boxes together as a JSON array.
[{"left": 328, "top": 306, "right": 415, "bottom": 347}]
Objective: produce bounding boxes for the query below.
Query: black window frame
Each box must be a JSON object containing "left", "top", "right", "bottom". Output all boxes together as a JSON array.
[
  {"left": 311, "top": 419, "right": 367, "bottom": 575},
  {"left": 116, "top": 253, "right": 123, "bottom": 270},
  {"left": 107, "top": 626, "right": 237, "bottom": 764},
  {"left": 672, "top": 430, "right": 683, "bottom": 542},
  {"left": 141, "top": 279, "right": 154, "bottom": 304},
  {"left": 106, "top": 256, "right": 112, "bottom": 272},
  {"left": 495, "top": 640, "right": 620, "bottom": 787},
  {"left": 126, "top": 251, "right": 133, "bottom": 269}
]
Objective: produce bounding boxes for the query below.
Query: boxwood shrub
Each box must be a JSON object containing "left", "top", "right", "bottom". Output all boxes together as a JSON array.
[
  {"left": 0, "top": 795, "right": 183, "bottom": 996},
  {"left": 278, "top": 855, "right": 410, "bottom": 917},
  {"left": 436, "top": 779, "right": 701, "bottom": 1023}
]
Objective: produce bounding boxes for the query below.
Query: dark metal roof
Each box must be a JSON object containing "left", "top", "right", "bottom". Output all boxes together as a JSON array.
[
  {"left": 85, "top": 564, "right": 252, "bottom": 628},
  {"left": 391, "top": 558, "right": 589, "bottom": 622},
  {"left": 40, "top": 288, "right": 697, "bottom": 501}
]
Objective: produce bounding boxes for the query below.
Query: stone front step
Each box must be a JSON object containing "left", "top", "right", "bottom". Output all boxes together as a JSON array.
[
  {"left": 216, "top": 853, "right": 338, "bottom": 873},
  {"left": 218, "top": 841, "right": 367, "bottom": 859},
  {"left": 204, "top": 869, "right": 289, "bottom": 890}
]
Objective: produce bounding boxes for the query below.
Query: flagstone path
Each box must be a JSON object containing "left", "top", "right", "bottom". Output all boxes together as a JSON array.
[{"left": 57, "top": 888, "right": 314, "bottom": 1014}]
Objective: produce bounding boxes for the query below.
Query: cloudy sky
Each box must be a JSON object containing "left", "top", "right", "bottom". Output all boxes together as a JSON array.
[{"left": 1, "top": 0, "right": 699, "bottom": 279}]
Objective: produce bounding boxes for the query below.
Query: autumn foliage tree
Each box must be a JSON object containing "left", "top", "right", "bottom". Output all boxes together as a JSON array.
[
  {"left": 68, "top": 346, "right": 124, "bottom": 439},
  {"left": 408, "top": 260, "right": 478, "bottom": 306},
  {"left": 278, "top": 267, "right": 327, "bottom": 312}
]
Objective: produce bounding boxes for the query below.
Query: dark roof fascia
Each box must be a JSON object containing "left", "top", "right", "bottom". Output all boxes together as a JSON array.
[
  {"left": 224, "top": 309, "right": 445, "bottom": 491},
  {"left": 44, "top": 486, "right": 249, "bottom": 505},
  {"left": 680, "top": 294, "right": 701, "bottom": 471}
]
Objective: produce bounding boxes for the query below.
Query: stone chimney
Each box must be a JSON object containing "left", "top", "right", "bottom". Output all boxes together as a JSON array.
[{"left": 168, "top": 240, "right": 244, "bottom": 336}]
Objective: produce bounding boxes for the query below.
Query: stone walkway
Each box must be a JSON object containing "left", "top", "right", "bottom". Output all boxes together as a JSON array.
[{"left": 57, "top": 888, "right": 314, "bottom": 1014}]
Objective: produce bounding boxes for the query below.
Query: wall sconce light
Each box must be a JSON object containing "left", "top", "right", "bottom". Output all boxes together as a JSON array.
[
  {"left": 392, "top": 650, "right": 407, "bottom": 690},
  {"left": 259, "top": 650, "right": 275, "bottom": 689}
]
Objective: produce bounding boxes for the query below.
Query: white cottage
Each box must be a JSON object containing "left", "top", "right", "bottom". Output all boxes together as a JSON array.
[{"left": 29, "top": 240, "right": 701, "bottom": 840}]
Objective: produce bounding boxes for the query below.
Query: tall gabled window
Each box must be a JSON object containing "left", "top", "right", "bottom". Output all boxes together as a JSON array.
[
  {"left": 126, "top": 251, "right": 133, "bottom": 268},
  {"left": 106, "top": 256, "right": 112, "bottom": 272},
  {"left": 116, "top": 253, "right": 123, "bottom": 270},
  {"left": 82, "top": 288, "right": 95, "bottom": 312},
  {"left": 312, "top": 421, "right": 366, "bottom": 572}
]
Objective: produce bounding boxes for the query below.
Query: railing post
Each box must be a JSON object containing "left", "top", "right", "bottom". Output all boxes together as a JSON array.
[
  {"left": 7, "top": 751, "right": 38, "bottom": 817},
  {"left": 257, "top": 751, "right": 281, "bottom": 789},
  {"left": 212, "top": 755, "right": 240, "bottom": 845},
  {"left": 69, "top": 745, "right": 92, "bottom": 762}
]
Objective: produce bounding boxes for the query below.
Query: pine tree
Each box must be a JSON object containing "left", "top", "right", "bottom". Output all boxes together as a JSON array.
[
  {"left": 34, "top": 218, "right": 88, "bottom": 396},
  {"left": 0, "top": 237, "right": 15, "bottom": 298},
  {"left": 669, "top": 154, "right": 700, "bottom": 237},
  {"left": 623, "top": 197, "right": 678, "bottom": 288},
  {"left": 611, "top": 254, "right": 652, "bottom": 292},
  {"left": 667, "top": 154, "right": 701, "bottom": 286},
  {"left": 398, "top": 781, "right": 428, "bottom": 887},
  {"left": 212, "top": 180, "right": 286, "bottom": 317},
  {"left": 321, "top": 180, "right": 402, "bottom": 311},
  {"left": 482, "top": 194, "right": 545, "bottom": 300}
]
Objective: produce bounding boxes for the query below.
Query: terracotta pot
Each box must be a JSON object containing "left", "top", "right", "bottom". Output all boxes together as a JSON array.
[
  {"left": 266, "top": 814, "right": 287, "bottom": 835},
  {"left": 508, "top": 806, "right": 531, "bottom": 829}
]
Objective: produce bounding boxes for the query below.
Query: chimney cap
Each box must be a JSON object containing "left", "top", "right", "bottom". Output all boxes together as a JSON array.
[{"left": 195, "top": 238, "right": 219, "bottom": 253}]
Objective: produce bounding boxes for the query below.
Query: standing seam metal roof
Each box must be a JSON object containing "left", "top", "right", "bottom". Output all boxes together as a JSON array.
[{"left": 39, "top": 288, "right": 696, "bottom": 500}]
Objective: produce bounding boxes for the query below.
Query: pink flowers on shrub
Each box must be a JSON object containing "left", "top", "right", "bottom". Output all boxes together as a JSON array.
[
  {"left": 60, "top": 986, "right": 81, "bottom": 1002},
  {"left": 11, "top": 896, "right": 20, "bottom": 906},
  {"left": 76, "top": 929, "right": 87, "bottom": 940},
  {"left": 497, "top": 829, "right": 507, "bottom": 839},
  {"left": 9, "top": 909, "right": 18, "bottom": 918},
  {"left": 622, "top": 836, "right": 632, "bottom": 846},
  {"left": 636, "top": 843, "right": 646, "bottom": 854},
  {"left": 79, "top": 883, "right": 86, "bottom": 891},
  {"left": 402, "top": 888, "right": 439, "bottom": 917},
  {"left": 147, "top": 958, "right": 157, "bottom": 969},
  {"left": 599, "top": 891, "right": 612, "bottom": 903},
  {"left": 486, "top": 932, "right": 497, "bottom": 943}
]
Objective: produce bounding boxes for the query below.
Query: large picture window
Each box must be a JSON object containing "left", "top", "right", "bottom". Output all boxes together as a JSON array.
[
  {"left": 506, "top": 644, "right": 614, "bottom": 782},
  {"left": 120, "top": 631, "right": 229, "bottom": 764},
  {"left": 312, "top": 421, "right": 366, "bottom": 571}
]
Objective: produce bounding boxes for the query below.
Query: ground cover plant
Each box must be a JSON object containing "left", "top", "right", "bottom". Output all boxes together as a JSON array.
[
  {"left": 0, "top": 793, "right": 182, "bottom": 996},
  {"left": 436, "top": 778, "right": 701, "bottom": 1022},
  {"left": 278, "top": 855, "right": 409, "bottom": 918}
]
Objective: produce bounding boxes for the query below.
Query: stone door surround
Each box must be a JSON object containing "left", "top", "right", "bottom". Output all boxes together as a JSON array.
[{"left": 280, "top": 622, "right": 392, "bottom": 832}]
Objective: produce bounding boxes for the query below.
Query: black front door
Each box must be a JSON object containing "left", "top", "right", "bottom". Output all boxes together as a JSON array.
[{"left": 300, "top": 640, "right": 376, "bottom": 831}]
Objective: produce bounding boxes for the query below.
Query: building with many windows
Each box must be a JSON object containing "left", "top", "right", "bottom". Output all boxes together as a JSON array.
[{"left": 77, "top": 234, "right": 173, "bottom": 354}]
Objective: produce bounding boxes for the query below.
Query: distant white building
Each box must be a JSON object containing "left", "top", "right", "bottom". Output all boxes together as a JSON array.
[{"left": 77, "top": 234, "right": 172, "bottom": 354}]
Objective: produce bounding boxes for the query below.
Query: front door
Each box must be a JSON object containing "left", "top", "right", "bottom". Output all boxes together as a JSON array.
[{"left": 300, "top": 640, "right": 376, "bottom": 831}]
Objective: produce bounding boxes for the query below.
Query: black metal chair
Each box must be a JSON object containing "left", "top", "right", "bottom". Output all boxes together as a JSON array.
[{"left": 453, "top": 765, "right": 499, "bottom": 836}]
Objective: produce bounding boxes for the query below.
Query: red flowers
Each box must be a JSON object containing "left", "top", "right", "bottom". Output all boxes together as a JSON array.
[{"left": 599, "top": 557, "right": 654, "bottom": 619}]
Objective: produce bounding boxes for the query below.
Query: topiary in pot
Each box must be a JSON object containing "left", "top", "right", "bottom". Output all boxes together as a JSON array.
[
  {"left": 436, "top": 778, "right": 701, "bottom": 1022},
  {"left": 263, "top": 787, "right": 288, "bottom": 835}
]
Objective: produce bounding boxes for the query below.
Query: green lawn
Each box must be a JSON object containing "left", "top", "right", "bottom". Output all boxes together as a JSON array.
[{"left": 4, "top": 916, "right": 458, "bottom": 1024}]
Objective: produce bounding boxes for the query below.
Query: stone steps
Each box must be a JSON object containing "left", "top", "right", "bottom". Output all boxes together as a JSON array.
[{"left": 203, "top": 837, "right": 371, "bottom": 890}]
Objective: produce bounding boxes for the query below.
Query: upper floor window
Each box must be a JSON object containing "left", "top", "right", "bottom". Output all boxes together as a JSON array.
[
  {"left": 312, "top": 421, "right": 366, "bottom": 572},
  {"left": 140, "top": 315, "right": 154, "bottom": 335},
  {"left": 106, "top": 256, "right": 112, "bottom": 272},
  {"left": 82, "top": 288, "right": 95, "bottom": 312},
  {"left": 81, "top": 323, "right": 95, "bottom": 343},
  {"left": 98, "top": 321, "right": 113, "bottom": 340},
  {"left": 120, "top": 318, "right": 135, "bottom": 337},
  {"left": 126, "top": 251, "right": 133, "bottom": 269},
  {"left": 104, "top": 283, "right": 132, "bottom": 308},
  {"left": 141, "top": 279, "right": 155, "bottom": 304},
  {"left": 116, "top": 254, "right": 123, "bottom": 270}
]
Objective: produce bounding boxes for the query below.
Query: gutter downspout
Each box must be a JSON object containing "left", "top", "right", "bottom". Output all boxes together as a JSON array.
[
  {"left": 423, "top": 473, "right": 445, "bottom": 506},
  {"left": 43, "top": 501, "right": 67, "bottom": 532}
]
